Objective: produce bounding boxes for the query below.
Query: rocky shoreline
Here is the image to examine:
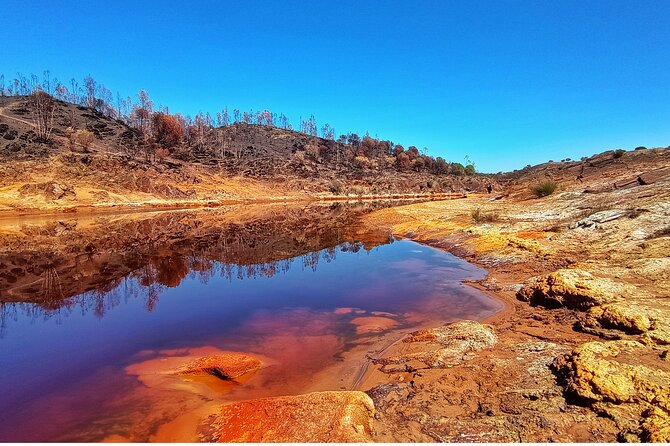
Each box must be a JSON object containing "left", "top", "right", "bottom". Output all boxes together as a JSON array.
[
  {"left": 112, "top": 149, "right": 670, "bottom": 442},
  {"left": 356, "top": 155, "right": 670, "bottom": 442}
]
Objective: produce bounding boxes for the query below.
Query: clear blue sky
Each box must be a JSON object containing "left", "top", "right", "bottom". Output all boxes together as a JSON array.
[{"left": 1, "top": 0, "right": 669, "bottom": 172}]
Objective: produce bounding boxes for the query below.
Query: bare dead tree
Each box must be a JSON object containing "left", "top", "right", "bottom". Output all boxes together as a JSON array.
[
  {"left": 30, "top": 89, "right": 57, "bottom": 142},
  {"left": 41, "top": 266, "right": 64, "bottom": 306}
]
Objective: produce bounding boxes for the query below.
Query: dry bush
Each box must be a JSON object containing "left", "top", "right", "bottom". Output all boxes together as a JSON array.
[
  {"left": 69, "top": 128, "right": 95, "bottom": 151},
  {"left": 152, "top": 113, "right": 183, "bottom": 148},
  {"left": 155, "top": 147, "right": 170, "bottom": 160},
  {"left": 349, "top": 185, "right": 366, "bottom": 196},
  {"left": 354, "top": 155, "right": 370, "bottom": 169},
  {"left": 531, "top": 180, "right": 558, "bottom": 198}
]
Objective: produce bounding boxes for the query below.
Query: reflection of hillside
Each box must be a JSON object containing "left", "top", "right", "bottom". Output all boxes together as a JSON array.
[
  {"left": 0, "top": 202, "right": 393, "bottom": 323},
  {"left": 0, "top": 239, "right": 375, "bottom": 336}
]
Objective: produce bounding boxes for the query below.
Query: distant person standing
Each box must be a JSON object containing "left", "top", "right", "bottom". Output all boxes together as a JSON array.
[{"left": 486, "top": 184, "right": 493, "bottom": 194}]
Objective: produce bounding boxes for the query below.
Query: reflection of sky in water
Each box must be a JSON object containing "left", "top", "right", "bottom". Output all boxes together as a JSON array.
[{"left": 0, "top": 239, "right": 502, "bottom": 441}]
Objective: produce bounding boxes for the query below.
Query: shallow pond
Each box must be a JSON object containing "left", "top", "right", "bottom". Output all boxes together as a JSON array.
[{"left": 0, "top": 203, "right": 503, "bottom": 441}]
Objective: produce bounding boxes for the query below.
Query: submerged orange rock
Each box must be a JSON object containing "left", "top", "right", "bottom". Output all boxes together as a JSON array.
[
  {"left": 350, "top": 316, "right": 398, "bottom": 335},
  {"left": 199, "top": 391, "right": 375, "bottom": 442},
  {"left": 176, "top": 353, "right": 262, "bottom": 380},
  {"left": 126, "top": 347, "right": 265, "bottom": 398}
]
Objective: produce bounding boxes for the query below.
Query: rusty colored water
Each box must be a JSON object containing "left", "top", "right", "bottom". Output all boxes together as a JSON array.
[{"left": 0, "top": 204, "right": 502, "bottom": 441}]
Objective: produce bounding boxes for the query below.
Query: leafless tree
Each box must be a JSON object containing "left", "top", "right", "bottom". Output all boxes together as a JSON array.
[
  {"left": 216, "top": 107, "right": 230, "bottom": 127},
  {"left": 303, "top": 114, "right": 317, "bottom": 136},
  {"left": 258, "top": 109, "right": 273, "bottom": 126},
  {"left": 42, "top": 70, "right": 51, "bottom": 94},
  {"left": 54, "top": 84, "right": 68, "bottom": 101},
  {"left": 278, "top": 113, "right": 289, "bottom": 129},
  {"left": 84, "top": 75, "right": 96, "bottom": 108},
  {"left": 30, "top": 89, "right": 57, "bottom": 141},
  {"left": 321, "top": 123, "right": 335, "bottom": 140}
]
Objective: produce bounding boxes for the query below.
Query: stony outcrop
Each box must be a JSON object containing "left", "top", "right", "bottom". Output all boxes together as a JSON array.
[
  {"left": 557, "top": 340, "right": 669, "bottom": 404},
  {"left": 517, "top": 269, "right": 625, "bottom": 310},
  {"left": 642, "top": 407, "right": 670, "bottom": 442},
  {"left": 555, "top": 340, "right": 670, "bottom": 441},
  {"left": 571, "top": 209, "right": 629, "bottom": 228},
  {"left": 198, "top": 391, "right": 375, "bottom": 442},
  {"left": 583, "top": 303, "right": 658, "bottom": 334},
  {"left": 577, "top": 302, "right": 670, "bottom": 346},
  {"left": 374, "top": 320, "right": 497, "bottom": 369},
  {"left": 176, "top": 352, "right": 262, "bottom": 380}
]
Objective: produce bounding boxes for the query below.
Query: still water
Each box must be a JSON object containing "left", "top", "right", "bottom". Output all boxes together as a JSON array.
[{"left": 0, "top": 203, "right": 503, "bottom": 441}]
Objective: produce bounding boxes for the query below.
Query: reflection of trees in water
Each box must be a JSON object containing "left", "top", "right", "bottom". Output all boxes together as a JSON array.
[
  {"left": 0, "top": 240, "right": 375, "bottom": 335},
  {"left": 41, "top": 266, "right": 64, "bottom": 307},
  {"left": 0, "top": 276, "right": 158, "bottom": 337}
]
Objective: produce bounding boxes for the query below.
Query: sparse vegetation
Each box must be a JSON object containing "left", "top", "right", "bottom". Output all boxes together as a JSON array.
[
  {"left": 613, "top": 149, "right": 625, "bottom": 159},
  {"left": 1, "top": 71, "right": 478, "bottom": 179},
  {"left": 329, "top": 180, "right": 344, "bottom": 195},
  {"left": 349, "top": 186, "right": 366, "bottom": 197},
  {"left": 530, "top": 180, "right": 558, "bottom": 198},
  {"left": 70, "top": 128, "right": 95, "bottom": 151},
  {"left": 471, "top": 208, "right": 500, "bottom": 223}
]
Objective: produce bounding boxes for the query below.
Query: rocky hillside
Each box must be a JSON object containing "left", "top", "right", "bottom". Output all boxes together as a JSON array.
[
  {"left": 0, "top": 95, "right": 492, "bottom": 212},
  {"left": 498, "top": 146, "right": 670, "bottom": 199}
]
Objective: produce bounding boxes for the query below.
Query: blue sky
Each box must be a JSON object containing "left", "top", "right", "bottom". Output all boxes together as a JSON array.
[{"left": 1, "top": 0, "right": 668, "bottom": 172}]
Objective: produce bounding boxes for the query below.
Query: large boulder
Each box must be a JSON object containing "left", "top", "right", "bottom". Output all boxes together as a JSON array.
[
  {"left": 517, "top": 269, "right": 624, "bottom": 310},
  {"left": 199, "top": 391, "right": 375, "bottom": 442},
  {"left": 176, "top": 352, "right": 261, "bottom": 380}
]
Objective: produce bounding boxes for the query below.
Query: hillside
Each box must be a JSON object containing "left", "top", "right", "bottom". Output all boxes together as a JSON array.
[{"left": 0, "top": 95, "right": 490, "bottom": 213}]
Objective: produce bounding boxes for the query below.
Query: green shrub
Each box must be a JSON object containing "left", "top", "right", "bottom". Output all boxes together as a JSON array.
[
  {"left": 450, "top": 162, "right": 465, "bottom": 176},
  {"left": 531, "top": 180, "right": 558, "bottom": 198},
  {"left": 471, "top": 208, "right": 499, "bottom": 223},
  {"left": 613, "top": 149, "right": 625, "bottom": 159}
]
